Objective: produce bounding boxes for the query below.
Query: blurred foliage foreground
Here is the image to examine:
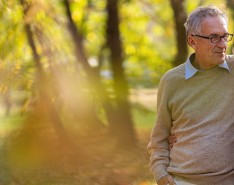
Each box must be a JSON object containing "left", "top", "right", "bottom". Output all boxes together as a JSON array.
[{"left": 0, "top": 83, "right": 156, "bottom": 185}]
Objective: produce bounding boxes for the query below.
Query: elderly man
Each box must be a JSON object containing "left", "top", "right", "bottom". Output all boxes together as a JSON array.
[{"left": 147, "top": 5, "right": 234, "bottom": 185}]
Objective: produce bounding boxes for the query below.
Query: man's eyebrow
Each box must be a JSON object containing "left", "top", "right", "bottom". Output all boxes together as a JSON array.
[
  {"left": 210, "top": 33, "right": 228, "bottom": 36},
  {"left": 210, "top": 33, "right": 220, "bottom": 37}
]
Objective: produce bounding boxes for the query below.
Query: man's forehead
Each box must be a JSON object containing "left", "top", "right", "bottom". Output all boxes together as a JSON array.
[{"left": 200, "top": 16, "right": 228, "bottom": 34}]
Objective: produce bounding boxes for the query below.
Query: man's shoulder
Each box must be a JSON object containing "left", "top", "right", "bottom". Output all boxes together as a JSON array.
[
  {"left": 158, "top": 64, "right": 185, "bottom": 92},
  {"left": 225, "top": 55, "right": 234, "bottom": 70},
  {"left": 226, "top": 54, "right": 234, "bottom": 63},
  {"left": 162, "top": 63, "right": 185, "bottom": 80}
]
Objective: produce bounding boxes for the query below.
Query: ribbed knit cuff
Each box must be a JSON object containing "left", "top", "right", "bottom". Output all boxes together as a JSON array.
[{"left": 156, "top": 174, "right": 169, "bottom": 183}]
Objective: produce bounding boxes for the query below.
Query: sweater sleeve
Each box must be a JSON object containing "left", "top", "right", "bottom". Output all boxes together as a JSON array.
[{"left": 147, "top": 74, "right": 173, "bottom": 182}]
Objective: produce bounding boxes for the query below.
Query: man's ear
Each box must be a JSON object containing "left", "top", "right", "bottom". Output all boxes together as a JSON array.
[{"left": 187, "top": 35, "right": 196, "bottom": 50}]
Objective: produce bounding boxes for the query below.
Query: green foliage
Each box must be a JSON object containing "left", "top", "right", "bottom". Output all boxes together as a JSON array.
[
  {"left": 70, "top": 0, "right": 107, "bottom": 57},
  {"left": 1, "top": 0, "right": 231, "bottom": 97},
  {"left": 0, "top": 1, "right": 33, "bottom": 96},
  {"left": 120, "top": 0, "right": 174, "bottom": 87}
]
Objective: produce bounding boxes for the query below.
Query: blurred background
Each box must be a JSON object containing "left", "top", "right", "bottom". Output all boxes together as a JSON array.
[{"left": 0, "top": 0, "right": 233, "bottom": 184}]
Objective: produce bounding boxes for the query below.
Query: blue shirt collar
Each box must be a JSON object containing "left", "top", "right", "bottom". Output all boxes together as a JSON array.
[{"left": 185, "top": 53, "right": 230, "bottom": 80}]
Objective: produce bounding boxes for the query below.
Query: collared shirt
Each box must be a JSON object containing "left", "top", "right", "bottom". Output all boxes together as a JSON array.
[{"left": 185, "top": 53, "right": 230, "bottom": 80}]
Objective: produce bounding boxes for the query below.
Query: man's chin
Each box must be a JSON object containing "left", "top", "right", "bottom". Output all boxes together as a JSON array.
[{"left": 215, "top": 53, "right": 226, "bottom": 63}]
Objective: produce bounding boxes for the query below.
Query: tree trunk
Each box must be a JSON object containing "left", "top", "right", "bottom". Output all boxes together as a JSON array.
[
  {"left": 63, "top": 0, "right": 136, "bottom": 147},
  {"left": 19, "top": 0, "right": 73, "bottom": 146},
  {"left": 106, "top": 0, "right": 136, "bottom": 147},
  {"left": 169, "top": 0, "right": 188, "bottom": 66},
  {"left": 62, "top": 0, "right": 119, "bottom": 128}
]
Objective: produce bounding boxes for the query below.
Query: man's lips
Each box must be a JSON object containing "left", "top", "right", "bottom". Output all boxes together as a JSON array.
[{"left": 214, "top": 51, "right": 225, "bottom": 56}]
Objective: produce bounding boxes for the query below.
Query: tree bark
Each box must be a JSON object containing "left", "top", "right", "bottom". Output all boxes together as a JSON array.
[
  {"left": 169, "top": 0, "right": 188, "bottom": 66},
  {"left": 106, "top": 0, "right": 136, "bottom": 147}
]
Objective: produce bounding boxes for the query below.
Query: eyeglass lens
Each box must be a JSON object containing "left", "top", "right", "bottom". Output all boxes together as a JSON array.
[{"left": 211, "top": 34, "right": 233, "bottom": 43}]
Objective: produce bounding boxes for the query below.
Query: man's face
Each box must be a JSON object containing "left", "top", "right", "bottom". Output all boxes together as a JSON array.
[{"left": 189, "top": 16, "right": 228, "bottom": 68}]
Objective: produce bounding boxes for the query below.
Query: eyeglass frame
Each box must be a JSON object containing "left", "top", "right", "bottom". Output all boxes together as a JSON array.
[{"left": 191, "top": 33, "right": 233, "bottom": 43}]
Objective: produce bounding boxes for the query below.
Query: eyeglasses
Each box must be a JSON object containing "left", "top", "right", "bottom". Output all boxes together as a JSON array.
[{"left": 191, "top": 33, "right": 233, "bottom": 43}]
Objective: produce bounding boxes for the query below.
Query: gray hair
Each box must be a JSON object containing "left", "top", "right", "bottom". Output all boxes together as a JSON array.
[{"left": 184, "top": 5, "right": 228, "bottom": 36}]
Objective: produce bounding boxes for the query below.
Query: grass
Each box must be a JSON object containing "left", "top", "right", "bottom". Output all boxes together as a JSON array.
[{"left": 132, "top": 104, "right": 156, "bottom": 130}]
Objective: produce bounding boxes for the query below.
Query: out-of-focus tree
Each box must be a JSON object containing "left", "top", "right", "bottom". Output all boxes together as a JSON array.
[
  {"left": 169, "top": 0, "right": 188, "bottom": 66},
  {"left": 62, "top": 0, "right": 136, "bottom": 147},
  {"left": 226, "top": 0, "right": 234, "bottom": 53},
  {"left": 18, "top": 0, "right": 74, "bottom": 145},
  {"left": 106, "top": 0, "right": 136, "bottom": 146}
]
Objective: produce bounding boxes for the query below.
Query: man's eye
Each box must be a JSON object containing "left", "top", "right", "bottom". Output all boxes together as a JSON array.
[{"left": 211, "top": 35, "right": 219, "bottom": 39}]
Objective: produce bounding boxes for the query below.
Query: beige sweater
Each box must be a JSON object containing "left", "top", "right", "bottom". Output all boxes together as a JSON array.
[{"left": 148, "top": 55, "right": 234, "bottom": 185}]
